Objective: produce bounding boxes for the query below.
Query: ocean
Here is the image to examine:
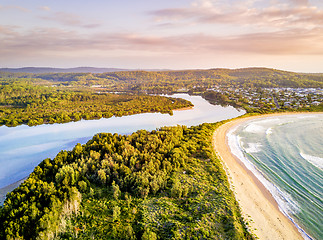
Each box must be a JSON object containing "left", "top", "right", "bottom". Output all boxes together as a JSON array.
[{"left": 228, "top": 114, "right": 323, "bottom": 240}]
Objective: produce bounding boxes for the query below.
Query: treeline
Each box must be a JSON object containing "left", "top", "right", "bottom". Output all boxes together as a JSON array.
[
  {"left": 106, "top": 68, "right": 323, "bottom": 89},
  {"left": 0, "top": 79, "right": 192, "bottom": 127},
  {"left": 0, "top": 123, "right": 253, "bottom": 240},
  {"left": 13, "top": 67, "right": 323, "bottom": 88},
  {"left": 2, "top": 67, "right": 323, "bottom": 94}
]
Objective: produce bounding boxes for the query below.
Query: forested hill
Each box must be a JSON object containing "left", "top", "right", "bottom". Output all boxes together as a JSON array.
[
  {"left": 0, "top": 67, "right": 129, "bottom": 74},
  {"left": 99, "top": 68, "right": 323, "bottom": 88},
  {"left": 0, "top": 122, "right": 253, "bottom": 240},
  {"left": 1, "top": 67, "right": 322, "bottom": 89}
]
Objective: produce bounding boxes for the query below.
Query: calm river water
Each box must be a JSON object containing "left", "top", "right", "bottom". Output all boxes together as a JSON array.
[{"left": 0, "top": 94, "right": 244, "bottom": 201}]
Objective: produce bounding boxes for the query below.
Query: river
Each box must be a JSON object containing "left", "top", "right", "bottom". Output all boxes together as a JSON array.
[{"left": 0, "top": 94, "right": 245, "bottom": 203}]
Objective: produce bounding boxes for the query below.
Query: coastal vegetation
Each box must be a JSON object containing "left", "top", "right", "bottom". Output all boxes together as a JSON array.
[
  {"left": 0, "top": 78, "right": 192, "bottom": 127},
  {"left": 0, "top": 67, "right": 321, "bottom": 239},
  {"left": 1, "top": 67, "right": 322, "bottom": 126},
  {"left": 0, "top": 122, "right": 254, "bottom": 240}
]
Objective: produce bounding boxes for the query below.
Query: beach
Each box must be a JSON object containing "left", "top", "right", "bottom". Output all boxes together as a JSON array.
[{"left": 212, "top": 113, "right": 309, "bottom": 240}]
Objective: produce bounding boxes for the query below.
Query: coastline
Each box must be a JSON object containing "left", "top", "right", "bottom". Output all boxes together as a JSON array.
[{"left": 212, "top": 112, "right": 322, "bottom": 240}]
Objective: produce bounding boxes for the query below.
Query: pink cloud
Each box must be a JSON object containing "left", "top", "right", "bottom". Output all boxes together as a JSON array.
[
  {"left": 39, "top": 6, "right": 51, "bottom": 12},
  {"left": 151, "top": 0, "right": 323, "bottom": 30},
  {"left": 1, "top": 25, "right": 322, "bottom": 57},
  {"left": 289, "top": 0, "right": 309, "bottom": 6},
  {"left": 39, "top": 11, "right": 101, "bottom": 28},
  {"left": 0, "top": 5, "right": 29, "bottom": 12}
]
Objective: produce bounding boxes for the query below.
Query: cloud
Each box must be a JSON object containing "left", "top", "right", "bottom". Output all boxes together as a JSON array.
[
  {"left": 40, "top": 11, "right": 101, "bottom": 29},
  {"left": 41, "top": 12, "right": 82, "bottom": 26},
  {"left": 289, "top": 0, "right": 309, "bottom": 6},
  {"left": 0, "top": 5, "right": 29, "bottom": 12},
  {"left": 1, "top": 1, "right": 322, "bottom": 62},
  {"left": 0, "top": 25, "right": 21, "bottom": 37},
  {"left": 216, "top": 28, "right": 323, "bottom": 55},
  {"left": 150, "top": 0, "right": 323, "bottom": 30},
  {"left": 0, "top": 25, "right": 322, "bottom": 58},
  {"left": 39, "top": 6, "right": 51, "bottom": 11}
]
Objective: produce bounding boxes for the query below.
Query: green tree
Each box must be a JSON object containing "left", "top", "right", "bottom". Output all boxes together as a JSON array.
[
  {"left": 112, "top": 181, "right": 121, "bottom": 200},
  {"left": 142, "top": 228, "right": 157, "bottom": 240}
]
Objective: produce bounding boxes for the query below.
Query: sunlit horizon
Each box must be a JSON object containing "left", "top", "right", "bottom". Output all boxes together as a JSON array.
[{"left": 1, "top": 0, "right": 323, "bottom": 73}]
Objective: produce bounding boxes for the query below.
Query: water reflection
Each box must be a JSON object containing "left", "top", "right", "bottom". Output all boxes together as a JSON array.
[{"left": 0, "top": 94, "right": 245, "bottom": 189}]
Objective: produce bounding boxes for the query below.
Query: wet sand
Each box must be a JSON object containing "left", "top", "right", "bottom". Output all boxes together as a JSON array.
[{"left": 212, "top": 113, "right": 312, "bottom": 239}]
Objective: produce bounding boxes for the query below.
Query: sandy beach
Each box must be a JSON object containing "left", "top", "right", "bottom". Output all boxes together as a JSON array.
[{"left": 212, "top": 113, "right": 314, "bottom": 240}]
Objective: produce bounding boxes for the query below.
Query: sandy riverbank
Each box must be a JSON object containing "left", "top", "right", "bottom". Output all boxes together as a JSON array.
[
  {"left": 173, "top": 106, "right": 194, "bottom": 111},
  {"left": 212, "top": 113, "right": 320, "bottom": 240},
  {"left": 0, "top": 178, "right": 27, "bottom": 205}
]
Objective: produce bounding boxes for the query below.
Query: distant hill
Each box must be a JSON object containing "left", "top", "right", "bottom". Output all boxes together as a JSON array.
[
  {"left": 1, "top": 67, "right": 322, "bottom": 88},
  {"left": 0, "top": 67, "right": 130, "bottom": 74}
]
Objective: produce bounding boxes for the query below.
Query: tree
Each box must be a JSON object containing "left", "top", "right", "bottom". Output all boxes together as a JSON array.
[
  {"left": 112, "top": 181, "right": 121, "bottom": 200},
  {"left": 142, "top": 228, "right": 157, "bottom": 240},
  {"left": 55, "top": 165, "right": 79, "bottom": 186},
  {"left": 112, "top": 205, "right": 121, "bottom": 222},
  {"left": 170, "top": 178, "right": 182, "bottom": 198}
]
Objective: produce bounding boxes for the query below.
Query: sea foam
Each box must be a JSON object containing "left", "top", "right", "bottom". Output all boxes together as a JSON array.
[
  {"left": 266, "top": 127, "right": 273, "bottom": 135},
  {"left": 228, "top": 129, "right": 299, "bottom": 214},
  {"left": 244, "top": 142, "right": 262, "bottom": 153},
  {"left": 226, "top": 128, "right": 315, "bottom": 240},
  {"left": 300, "top": 152, "right": 323, "bottom": 170}
]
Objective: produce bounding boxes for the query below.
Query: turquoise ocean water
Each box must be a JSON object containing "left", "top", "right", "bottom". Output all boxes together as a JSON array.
[{"left": 228, "top": 114, "right": 323, "bottom": 240}]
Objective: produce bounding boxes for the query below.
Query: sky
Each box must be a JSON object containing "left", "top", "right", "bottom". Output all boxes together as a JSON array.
[{"left": 0, "top": 0, "right": 323, "bottom": 72}]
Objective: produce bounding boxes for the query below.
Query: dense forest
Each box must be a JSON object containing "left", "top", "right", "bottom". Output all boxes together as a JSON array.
[
  {"left": 0, "top": 78, "right": 192, "bottom": 127},
  {"left": 0, "top": 122, "right": 254, "bottom": 240}
]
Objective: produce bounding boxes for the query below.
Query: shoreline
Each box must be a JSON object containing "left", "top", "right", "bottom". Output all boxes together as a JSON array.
[
  {"left": 213, "top": 112, "right": 322, "bottom": 240},
  {"left": 0, "top": 177, "right": 27, "bottom": 205},
  {"left": 173, "top": 106, "right": 194, "bottom": 111}
]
